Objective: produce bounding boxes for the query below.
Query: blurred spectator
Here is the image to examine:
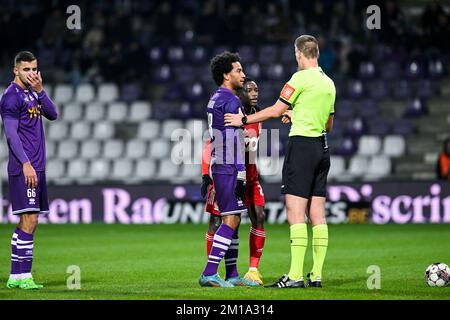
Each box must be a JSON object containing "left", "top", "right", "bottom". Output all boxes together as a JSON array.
[
  {"left": 0, "top": 0, "right": 448, "bottom": 84},
  {"left": 436, "top": 138, "right": 450, "bottom": 180},
  {"left": 379, "top": 0, "right": 407, "bottom": 45},
  {"left": 263, "top": 2, "right": 288, "bottom": 43},
  {"left": 422, "top": 0, "right": 447, "bottom": 36}
]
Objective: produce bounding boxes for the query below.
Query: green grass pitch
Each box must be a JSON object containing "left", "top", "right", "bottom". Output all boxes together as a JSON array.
[{"left": 0, "top": 223, "right": 449, "bottom": 300}]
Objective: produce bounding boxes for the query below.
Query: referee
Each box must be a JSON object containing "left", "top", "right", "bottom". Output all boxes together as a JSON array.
[{"left": 225, "top": 35, "right": 336, "bottom": 289}]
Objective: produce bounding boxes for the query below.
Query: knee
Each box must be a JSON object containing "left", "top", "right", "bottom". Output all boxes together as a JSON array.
[
  {"left": 223, "top": 215, "right": 241, "bottom": 230},
  {"left": 255, "top": 210, "right": 265, "bottom": 228},
  {"left": 208, "top": 216, "right": 221, "bottom": 233},
  {"left": 21, "top": 215, "right": 39, "bottom": 234},
  {"left": 310, "top": 215, "right": 326, "bottom": 226}
]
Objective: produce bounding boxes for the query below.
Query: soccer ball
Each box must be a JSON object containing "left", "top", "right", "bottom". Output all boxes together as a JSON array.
[{"left": 424, "top": 263, "right": 450, "bottom": 287}]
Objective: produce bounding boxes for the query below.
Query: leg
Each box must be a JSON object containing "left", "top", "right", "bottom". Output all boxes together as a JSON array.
[
  {"left": 223, "top": 215, "right": 241, "bottom": 280},
  {"left": 17, "top": 213, "right": 39, "bottom": 279},
  {"left": 205, "top": 214, "right": 221, "bottom": 257},
  {"left": 18, "top": 212, "right": 39, "bottom": 234},
  {"left": 7, "top": 172, "right": 42, "bottom": 289},
  {"left": 308, "top": 196, "right": 328, "bottom": 282},
  {"left": 285, "top": 194, "right": 309, "bottom": 281},
  {"left": 307, "top": 150, "right": 330, "bottom": 285},
  {"left": 204, "top": 184, "right": 221, "bottom": 257},
  {"left": 248, "top": 204, "right": 266, "bottom": 269},
  {"left": 245, "top": 204, "right": 266, "bottom": 285}
]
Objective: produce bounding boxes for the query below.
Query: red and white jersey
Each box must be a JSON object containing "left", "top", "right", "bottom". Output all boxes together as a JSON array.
[{"left": 244, "top": 119, "right": 262, "bottom": 183}]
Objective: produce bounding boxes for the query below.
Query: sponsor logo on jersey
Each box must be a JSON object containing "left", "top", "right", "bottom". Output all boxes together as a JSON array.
[{"left": 280, "top": 83, "right": 295, "bottom": 100}]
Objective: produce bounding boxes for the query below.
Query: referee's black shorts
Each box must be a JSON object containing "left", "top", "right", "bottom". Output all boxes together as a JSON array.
[{"left": 281, "top": 135, "right": 330, "bottom": 198}]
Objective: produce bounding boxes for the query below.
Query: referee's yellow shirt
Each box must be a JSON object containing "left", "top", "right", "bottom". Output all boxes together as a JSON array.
[{"left": 279, "top": 67, "right": 335, "bottom": 137}]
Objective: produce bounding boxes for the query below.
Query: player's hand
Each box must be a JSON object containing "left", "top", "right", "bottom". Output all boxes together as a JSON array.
[
  {"left": 26, "top": 71, "right": 43, "bottom": 93},
  {"left": 235, "top": 171, "right": 246, "bottom": 201},
  {"left": 281, "top": 110, "right": 292, "bottom": 124},
  {"left": 23, "top": 161, "right": 38, "bottom": 188},
  {"left": 224, "top": 113, "right": 243, "bottom": 127},
  {"left": 201, "top": 174, "right": 213, "bottom": 199}
]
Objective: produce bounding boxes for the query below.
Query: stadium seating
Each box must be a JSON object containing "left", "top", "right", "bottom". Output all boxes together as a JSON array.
[{"left": 0, "top": 46, "right": 443, "bottom": 186}]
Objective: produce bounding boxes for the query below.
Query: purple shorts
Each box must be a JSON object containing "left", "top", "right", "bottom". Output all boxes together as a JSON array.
[
  {"left": 8, "top": 171, "right": 49, "bottom": 215},
  {"left": 212, "top": 172, "right": 247, "bottom": 216}
]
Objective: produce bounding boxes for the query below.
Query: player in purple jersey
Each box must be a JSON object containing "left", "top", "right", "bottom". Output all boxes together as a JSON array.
[
  {"left": 1, "top": 51, "right": 58, "bottom": 290},
  {"left": 198, "top": 51, "right": 258, "bottom": 287}
]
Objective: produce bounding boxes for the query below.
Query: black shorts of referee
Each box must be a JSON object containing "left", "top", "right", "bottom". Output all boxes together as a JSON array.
[{"left": 281, "top": 135, "right": 330, "bottom": 198}]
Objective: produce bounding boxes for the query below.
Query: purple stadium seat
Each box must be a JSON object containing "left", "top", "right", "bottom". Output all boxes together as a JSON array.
[
  {"left": 120, "top": 82, "right": 142, "bottom": 103},
  {"left": 175, "top": 65, "right": 196, "bottom": 84},
  {"left": 393, "top": 80, "right": 412, "bottom": 100},
  {"left": 368, "top": 80, "right": 389, "bottom": 100},
  {"left": 334, "top": 136, "right": 357, "bottom": 156},
  {"left": 358, "top": 99, "right": 380, "bottom": 119},
  {"left": 211, "top": 46, "right": 229, "bottom": 57},
  {"left": 174, "top": 102, "right": 193, "bottom": 119},
  {"left": 335, "top": 99, "right": 354, "bottom": 119},
  {"left": 358, "top": 61, "right": 376, "bottom": 80},
  {"left": 167, "top": 46, "right": 184, "bottom": 64},
  {"left": 264, "top": 63, "right": 285, "bottom": 81},
  {"left": 345, "top": 117, "right": 366, "bottom": 138},
  {"left": 152, "top": 101, "right": 173, "bottom": 120},
  {"left": 246, "top": 62, "right": 262, "bottom": 80},
  {"left": 392, "top": 118, "right": 415, "bottom": 135},
  {"left": 329, "top": 121, "right": 344, "bottom": 137},
  {"left": 259, "top": 45, "right": 278, "bottom": 64},
  {"left": 198, "top": 65, "right": 212, "bottom": 83},
  {"left": 346, "top": 80, "right": 364, "bottom": 99},
  {"left": 236, "top": 45, "right": 254, "bottom": 63},
  {"left": 257, "top": 83, "right": 278, "bottom": 105},
  {"left": 403, "top": 98, "right": 428, "bottom": 118},
  {"left": 381, "top": 61, "right": 401, "bottom": 80},
  {"left": 152, "top": 64, "right": 172, "bottom": 82},
  {"left": 187, "top": 46, "right": 208, "bottom": 64},
  {"left": 368, "top": 117, "right": 391, "bottom": 136},
  {"left": 280, "top": 45, "right": 293, "bottom": 63},
  {"left": 405, "top": 60, "right": 424, "bottom": 80},
  {"left": 428, "top": 59, "right": 445, "bottom": 79},
  {"left": 163, "top": 84, "right": 183, "bottom": 101},
  {"left": 149, "top": 47, "right": 164, "bottom": 64},
  {"left": 185, "top": 82, "right": 205, "bottom": 102},
  {"left": 416, "top": 79, "right": 437, "bottom": 99}
]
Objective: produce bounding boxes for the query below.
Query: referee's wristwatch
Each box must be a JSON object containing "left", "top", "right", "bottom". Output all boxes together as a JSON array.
[{"left": 241, "top": 116, "right": 248, "bottom": 126}]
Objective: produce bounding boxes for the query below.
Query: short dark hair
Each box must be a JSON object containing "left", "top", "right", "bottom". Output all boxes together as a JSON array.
[
  {"left": 210, "top": 51, "right": 241, "bottom": 86},
  {"left": 14, "top": 51, "right": 36, "bottom": 66},
  {"left": 295, "top": 35, "right": 319, "bottom": 59},
  {"left": 243, "top": 77, "right": 255, "bottom": 85}
]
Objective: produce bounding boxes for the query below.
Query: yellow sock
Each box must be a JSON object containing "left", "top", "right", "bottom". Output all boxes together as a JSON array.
[
  {"left": 287, "top": 223, "right": 307, "bottom": 281},
  {"left": 311, "top": 224, "right": 328, "bottom": 279}
]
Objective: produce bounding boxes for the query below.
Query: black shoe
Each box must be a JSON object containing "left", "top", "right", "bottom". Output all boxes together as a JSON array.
[
  {"left": 305, "top": 273, "right": 322, "bottom": 288},
  {"left": 264, "top": 274, "right": 305, "bottom": 288}
]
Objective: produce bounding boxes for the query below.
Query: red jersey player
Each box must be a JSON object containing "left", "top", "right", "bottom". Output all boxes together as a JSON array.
[{"left": 201, "top": 78, "right": 266, "bottom": 285}]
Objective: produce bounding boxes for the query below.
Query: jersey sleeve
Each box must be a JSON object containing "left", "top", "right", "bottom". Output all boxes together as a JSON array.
[
  {"left": 0, "top": 92, "right": 21, "bottom": 120},
  {"left": 330, "top": 84, "right": 336, "bottom": 115},
  {"left": 201, "top": 139, "right": 212, "bottom": 176},
  {"left": 224, "top": 96, "right": 242, "bottom": 114},
  {"left": 278, "top": 73, "right": 302, "bottom": 107},
  {"left": 37, "top": 90, "right": 58, "bottom": 120}
]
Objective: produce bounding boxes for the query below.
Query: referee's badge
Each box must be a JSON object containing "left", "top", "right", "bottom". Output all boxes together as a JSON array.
[{"left": 280, "top": 83, "right": 295, "bottom": 100}]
